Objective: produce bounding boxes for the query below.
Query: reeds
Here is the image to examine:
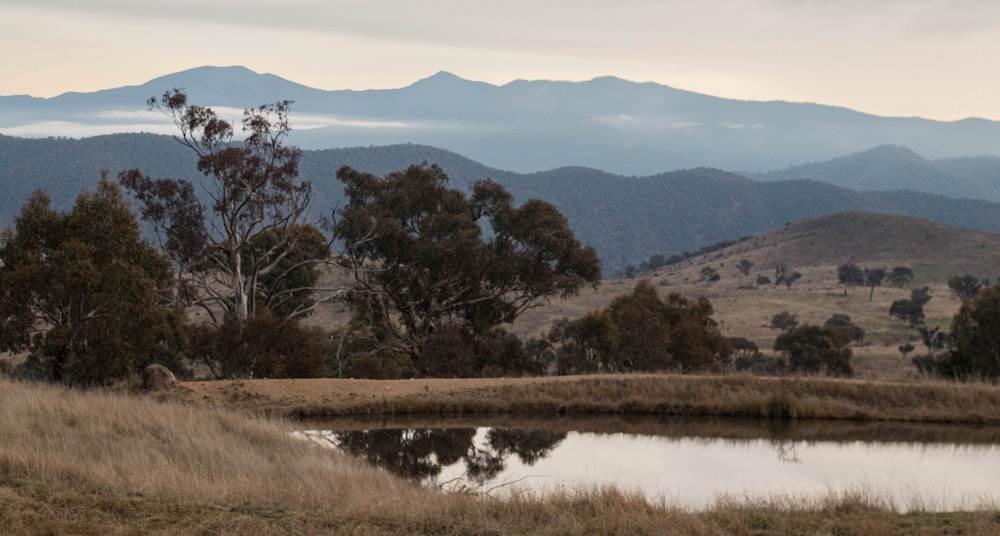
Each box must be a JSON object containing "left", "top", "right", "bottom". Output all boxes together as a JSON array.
[{"left": 3, "top": 378, "right": 1000, "bottom": 534}]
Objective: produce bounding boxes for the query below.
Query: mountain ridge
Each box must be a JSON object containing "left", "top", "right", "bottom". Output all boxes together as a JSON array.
[
  {"left": 4, "top": 66, "right": 1000, "bottom": 175},
  {"left": 5, "top": 133, "right": 1000, "bottom": 275}
]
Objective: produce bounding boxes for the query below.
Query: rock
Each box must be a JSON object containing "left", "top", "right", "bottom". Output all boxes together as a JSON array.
[{"left": 142, "top": 364, "right": 177, "bottom": 391}]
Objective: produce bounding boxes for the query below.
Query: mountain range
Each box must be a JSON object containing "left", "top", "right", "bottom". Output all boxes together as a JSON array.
[
  {"left": 3, "top": 66, "right": 1000, "bottom": 175},
  {"left": 4, "top": 133, "right": 1000, "bottom": 276}
]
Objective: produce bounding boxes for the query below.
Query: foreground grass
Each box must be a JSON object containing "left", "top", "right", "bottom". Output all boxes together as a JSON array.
[{"left": 3, "top": 378, "right": 1000, "bottom": 534}]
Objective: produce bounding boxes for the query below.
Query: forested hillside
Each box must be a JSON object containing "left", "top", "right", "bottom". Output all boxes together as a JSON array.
[
  {"left": 5, "top": 133, "right": 1000, "bottom": 275},
  {"left": 751, "top": 145, "right": 1000, "bottom": 201}
]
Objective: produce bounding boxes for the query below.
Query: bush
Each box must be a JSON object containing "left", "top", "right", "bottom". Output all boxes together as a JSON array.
[
  {"left": 188, "top": 309, "right": 330, "bottom": 379},
  {"left": 773, "top": 324, "right": 853, "bottom": 377}
]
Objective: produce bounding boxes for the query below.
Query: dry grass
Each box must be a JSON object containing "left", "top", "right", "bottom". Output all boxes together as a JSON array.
[
  {"left": 168, "top": 373, "right": 1000, "bottom": 426},
  {"left": 3, "top": 377, "right": 1000, "bottom": 535}
]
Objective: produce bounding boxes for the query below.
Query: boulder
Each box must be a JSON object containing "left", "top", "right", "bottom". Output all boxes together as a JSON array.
[{"left": 142, "top": 364, "right": 177, "bottom": 391}]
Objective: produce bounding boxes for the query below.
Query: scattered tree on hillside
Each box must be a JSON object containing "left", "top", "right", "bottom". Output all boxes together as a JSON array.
[
  {"left": 333, "top": 163, "right": 601, "bottom": 377},
  {"left": 0, "top": 177, "right": 181, "bottom": 386},
  {"left": 864, "top": 267, "right": 887, "bottom": 302},
  {"left": 756, "top": 274, "right": 771, "bottom": 288},
  {"left": 774, "top": 324, "right": 853, "bottom": 376},
  {"left": 640, "top": 254, "right": 667, "bottom": 272},
  {"left": 889, "top": 286, "right": 932, "bottom": 327},
  {"left": 837, "top": 263, "right": 865, "bottom": 296},
  {"left": 824, "top": 313, "right": 865, "bottom": 345},
  {"left": 774, "top": 264, "right": 802, "bottom": 289},
  {"left": 736, "top": 259, "right": 754, "bottom": 278},
  {"left": 898, "top": 342, "right": 915, "bottom": 360},
  {"left": 699, "top": 266, "right": 721, "bottom": 288},
  {"left": 947, "top": 274, "right": 984, "bottom": 304},
  {"left": 770, "top": 311, "right": 799, "bottom": 331},
  {"left": 118, "top": 89, "right": 333, "bottom": 326},
  {"left": 887, "top": 266, "right": 915, "bottom": 287},
  {"left": 918, "top": 326, "right": 949, "bottom": 357}
]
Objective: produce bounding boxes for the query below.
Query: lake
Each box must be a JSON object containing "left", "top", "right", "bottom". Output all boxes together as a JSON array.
[{"left": 295, "top": 416, "right": 1000, "bottom": 511}]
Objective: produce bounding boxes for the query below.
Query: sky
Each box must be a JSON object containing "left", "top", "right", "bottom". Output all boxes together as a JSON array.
[{"left": 4, "top": 0, "right": 1000, "bottom": 121}]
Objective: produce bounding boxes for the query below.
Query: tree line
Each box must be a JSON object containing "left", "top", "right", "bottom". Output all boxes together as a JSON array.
[{"left": 2, "top": 92, "right": 999, "bottom": 387}]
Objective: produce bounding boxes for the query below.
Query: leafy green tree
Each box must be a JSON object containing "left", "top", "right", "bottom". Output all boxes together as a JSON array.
[
  {"left": 607, "top": 281, "right": 676, "bottom": 371},
  {"left": 774, "top": 264, "right": 802, "bottom": 289},
  {"left": 889, "top": 286, "right": 932, "bottom": 327},
  {"left": 837, "top": 263, "right": 865, "bottom": 296},
  {"left": 770, "top": 311, "right": 799, "bottom": 331},
  {"left": 864, "top": 267, "right": 886, "bottom": 302},
  {"left": 0, "top": 178, "right": 179, "bottom": 386},
  {"left": 936, "top": 285, "right": 1000, "bottom": 379},
  {"left": 887, "top": 266, "right": 914, "bottom": 287},
  {"left": 736, "top": 259, "right": 754, "bottom": 278},
  {"left": 333, "top": 163, "right": 601, "bottom": 376},
  {"left": 187, "top": 308, "right": 330, "bottom": 379},
  {"left": 554, "top": 281, "right": 731, "bottom": 373},
  {"left": 824, "top": 313, "right": 865, "bottom": 344},
  {"left": 947, "top": 274, "right": 984, "bottom": 304},
  {"left": 119, "top": 89, "right": 332, "bottom": 326},
  {"left": 555, "top": 310, "right": 618, "bottom": 374},
  {"left": 918, "top": 326, "right": 949, "bottom": 356},
  {"left": 773, "top": 324, "right": 853, "bottom": 376},
  {"left": 699, "top": 266, "right": 721, "bottom": 288}
]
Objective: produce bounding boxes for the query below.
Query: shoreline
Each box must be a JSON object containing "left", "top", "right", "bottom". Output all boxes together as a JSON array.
[{"left": 162, "top": 373, "right": 1000, "bottom": 424}]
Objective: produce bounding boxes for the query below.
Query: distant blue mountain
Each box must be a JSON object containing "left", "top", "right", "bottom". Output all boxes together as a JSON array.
[{"left": 3, "top": 66, "right": 1000, "bottom": 175}]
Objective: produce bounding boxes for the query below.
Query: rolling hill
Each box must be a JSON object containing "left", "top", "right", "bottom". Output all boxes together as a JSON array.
[
  {"left": 751, "top": 145, "right": 1000, "bottom": 201},
  {"left": 5, "top": 134, "right": 1000, "bottom": 275}
]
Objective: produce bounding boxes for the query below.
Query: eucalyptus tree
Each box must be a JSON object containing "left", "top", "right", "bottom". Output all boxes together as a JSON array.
[
  {"left": 333, "top": 163, "right": 601, "bottom": 376},
  {"left": 118, "top": 89, "right": 331, "bottom": 326},
  {"left": 0, "top": 177, "right": 179, "bottom": 386}
]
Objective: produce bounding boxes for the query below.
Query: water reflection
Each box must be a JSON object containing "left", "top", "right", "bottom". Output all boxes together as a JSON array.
[
  {"left": 296, "top": 417, "right": 1000, "bottom": 511},
  {"left": 300, "top": 427, "right": 566, "bottom": 489}
]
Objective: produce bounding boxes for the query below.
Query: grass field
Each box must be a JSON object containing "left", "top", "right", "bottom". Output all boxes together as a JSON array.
[{"left": 5, "top": 377, "right": 1000, "bottom": 535}]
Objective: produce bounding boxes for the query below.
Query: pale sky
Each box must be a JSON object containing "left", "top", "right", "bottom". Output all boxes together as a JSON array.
[{"left": 4, "top": 0, "right": 1000, "bottom": 120}]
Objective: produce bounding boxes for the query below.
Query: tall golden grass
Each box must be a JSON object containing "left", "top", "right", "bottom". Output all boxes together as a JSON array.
[{"left": 3, "top": 378, "right": 1000, "bottom": 534}]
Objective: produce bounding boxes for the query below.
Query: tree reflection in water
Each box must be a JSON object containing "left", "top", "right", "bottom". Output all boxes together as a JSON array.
[{"left": 332, "top": 427, "right": 566, "bottom": 486}]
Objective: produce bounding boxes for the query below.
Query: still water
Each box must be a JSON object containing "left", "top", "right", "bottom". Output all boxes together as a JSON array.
[{"left": 295, "top": 416, "right": 1000, "bottom": 511}]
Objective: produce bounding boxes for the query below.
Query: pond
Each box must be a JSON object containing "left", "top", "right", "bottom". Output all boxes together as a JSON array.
[{"left": 294, "top": 416, "right": 1000, "bottom": 511}]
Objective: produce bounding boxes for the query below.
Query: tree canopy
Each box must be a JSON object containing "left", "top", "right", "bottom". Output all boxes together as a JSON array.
[
  {"left": 333, "top": 163, "right": 601, "bottom": 376},
  {"left": 552, "top": 280, "right": 732, "bottom": 374},
  {"left": 936, "top": 285, "right": 1000, "bottom": 379},
  {"left": 119, "top": 89, "right": 332, "bottom": 325},
  {"left": 774, "top": 324, "right": 853, "bottom": 376},
  {"left": 0, "top": 177, "right": 179, "bottom": 386}
]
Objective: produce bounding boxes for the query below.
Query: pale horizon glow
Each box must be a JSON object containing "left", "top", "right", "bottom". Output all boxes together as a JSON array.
[{"left": 4, "top": 0, "right": 1000, "bottom": 121}]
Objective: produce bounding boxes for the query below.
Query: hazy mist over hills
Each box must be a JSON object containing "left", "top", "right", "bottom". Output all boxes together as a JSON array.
[{"left": 3, "top": 66, "right": 1000, "bottom": 175}]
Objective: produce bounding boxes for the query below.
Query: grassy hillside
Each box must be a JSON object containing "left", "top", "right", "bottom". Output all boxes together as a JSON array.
[{"left": 495, "top": 212, "right": 1000, "bottom": 381}]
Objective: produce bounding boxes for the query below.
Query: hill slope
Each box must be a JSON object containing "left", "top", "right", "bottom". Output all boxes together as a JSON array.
[
  {"left": 752, "top": 145, "right": 1000, "bottom": 201},
  {"left": 6, "top": 134, "right": 1000, "bottom": 275}
]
